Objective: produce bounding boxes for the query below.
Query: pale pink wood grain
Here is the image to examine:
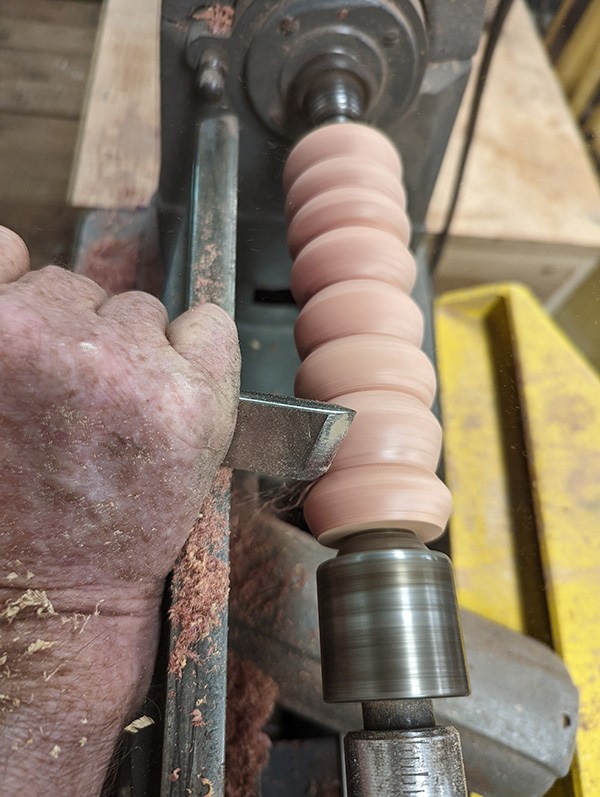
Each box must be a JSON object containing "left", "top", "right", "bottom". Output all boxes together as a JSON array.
[
  {"left": 328, "top": 391, "right": 442, "bottom": 472},
  {"left": 304, "top": 464, "right": 452, "bottom": 546},
  {"left": 286, "top": 123, "right": 451, "bottom": 545},
  {"left": 295, "top": 334, "right": 436, "bottom": 406},
  {"left": 287, "top": 187, "right": 411, "bottom": 257},
  {"left": 290, "top": 227, "right": 417, "bottom": 307},
  {"left": 283, "top": 123, "right": 401, "bottom": 193},
  {"left": 285, "top": 156, "right": 406, "bottom": 222},
  {"left": 295, "top": 281, "right": 423, "bottom": 358}
]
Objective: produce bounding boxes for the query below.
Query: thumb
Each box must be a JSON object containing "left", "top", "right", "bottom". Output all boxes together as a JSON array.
[
  {"left": 168, "top": 302, "right": 241, "bottom": 399},
  {"left": 0, "top": 227, "right": 30, "bottom": 284}
]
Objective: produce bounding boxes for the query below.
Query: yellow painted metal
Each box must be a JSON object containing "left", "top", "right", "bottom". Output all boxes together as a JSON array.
[
  {"left": 435, "top": 291, "right": 525, "bottom": 633},
  {"left": 554, "top": 0, "right": 600, "bottom": 100},
  {"left": 436, "top": 283, "right": 600, "bottom": 797}
]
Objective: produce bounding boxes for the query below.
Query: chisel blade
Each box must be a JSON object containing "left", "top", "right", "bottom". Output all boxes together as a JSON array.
[{"left": 223, "top": 392, "right": 355, "bottom": 480}]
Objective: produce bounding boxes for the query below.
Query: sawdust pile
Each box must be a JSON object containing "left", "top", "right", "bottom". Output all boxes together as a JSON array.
[
  {"left": 192, "top": 5, "right": 234, "bottom": 36},
  {"left": 225, "top": 652, "right": 278, "bottom": 797},
  {"left": 168, "top": 468, "right": 231, "bottom": 676},
  {"left": 229, "top": 500, "right": 307, "bottom": 631}
]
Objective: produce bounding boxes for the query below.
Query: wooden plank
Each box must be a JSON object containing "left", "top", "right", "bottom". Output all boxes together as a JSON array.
[
  {"left": 0, "top": 1, "right": 100, "bottom": 58},
  {"left": 0, "top": 1, "right": 100, "bottom": 269},
  {"left": 428, "top": 0, "right": 600, "bottom": 307},
  {"left": 432, "top": 237, "right": 600, "bottom": 305},
  {"left": 0, "top": 50, "right": 90, "bottom": 118},
  {"left": 69, "top": 0, "right": 161, "bottom": 209},
  {"left": 0, "top": 112, "right": 78, "bottom": 206}
]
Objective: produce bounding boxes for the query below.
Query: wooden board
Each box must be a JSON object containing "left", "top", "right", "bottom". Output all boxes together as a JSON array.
[
  {"left": 427, "top": 0, "right": 600, "bottom": 309},
  {"left": 68, "top": 0, "right": 161, "bottom": 209},
  {"left": 0, "top": 113, "right": 80, "bottom": 267},
  {"left": 0, "top": 0, "right": 99, "bottom": 266},
  {"left": 0, "top": 113, "right": 79, "bottom": 206},
  {"left": 0, "top": 0, "right": 99, "bottom": 57},
  {"left": 0, "top": 49, "right": 90, "bottom": 119}
]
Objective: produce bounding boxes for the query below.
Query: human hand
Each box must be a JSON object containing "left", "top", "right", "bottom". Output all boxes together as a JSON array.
[{"left": 0, "top": 227, "right": 240, "bottom": 793}]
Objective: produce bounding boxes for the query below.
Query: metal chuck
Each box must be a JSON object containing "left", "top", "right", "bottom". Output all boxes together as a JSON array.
[{"left": 317, "top": 530, "right": 470, "bottom": 796}]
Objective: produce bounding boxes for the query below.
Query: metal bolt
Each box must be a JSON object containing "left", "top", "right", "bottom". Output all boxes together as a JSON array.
[
  {"left": 197, "top": 52, "right": 226, "bottom": 102},
  {"left": 383, "top": 27, "right": 401, "bottom": 46},
  {"left": 279, "top": 16, "right": 299, "bottom": 36}
]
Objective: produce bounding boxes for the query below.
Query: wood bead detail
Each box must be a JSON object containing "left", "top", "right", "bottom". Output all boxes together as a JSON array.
[{"left": 286, "top": 122, "right": 451, "bottom": 546}]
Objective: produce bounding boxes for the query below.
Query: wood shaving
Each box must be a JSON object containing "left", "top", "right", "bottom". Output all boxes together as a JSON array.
[
  {"left": 169, "top": 768, "right": 181, "bottom": 782},
  {"left": 192, "top": 5, "right": 234, "bottom": 36},
  {"left": 168, "top": 469, "right": 231, "bottom": 676},
  {"left": 225, "top": 654, "right": 278, "bottom": 797},
  {"left": 78, "top": 737, "right": 88, "bottom": 747},
  {"left": 61, "top": 612, "right": 90, "bottom": 631},
  {"left": 25, "top": 639, "right": 57, "bottom": 655},
  {"left": 190, "top": 708, "right": 205, "bottom": 727},
  {"left": 200, "top": 778, "right": 214, "bottom": 796},
  {"left": 49, "top": 744, "right": 61, "bottom": 760},
  {"left": 124, "top": 715, "right": 155, "bottom": 734},
  {"left": 0, "top": 653, "right": 6, "bottom": 666},
  {"left": 43, "top": 664, "right": 64, "bottom": 681},
  {"left": 0, "top": 590, "right": 56, "bottom": 623}
]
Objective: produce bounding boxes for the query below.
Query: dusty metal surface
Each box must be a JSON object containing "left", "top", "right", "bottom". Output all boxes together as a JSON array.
[
  {"left": 224, "top": 393, "right": 354, "bottom": 479},
  {"left": 345, "top": 726, "right": 468, "bottom": 797},
  {"left": 362, "top": 699, "right": 436, "bottom": 732},
  {"left": 436, "top": 283, "right": 600, "bottom": 797},
  {"left": 73, "top": 206, "right": 163, "bottom": 297},
  {"left": 161, "top": 116, "right": 238, "bottom": 797},
  {"left": 239, "top": 0, "right": 427, "bottom": 138}
]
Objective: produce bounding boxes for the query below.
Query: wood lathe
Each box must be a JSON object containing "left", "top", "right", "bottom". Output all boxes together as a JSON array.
[{"left": 74, "top": 1, "right": 583, "bottom": 794}]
